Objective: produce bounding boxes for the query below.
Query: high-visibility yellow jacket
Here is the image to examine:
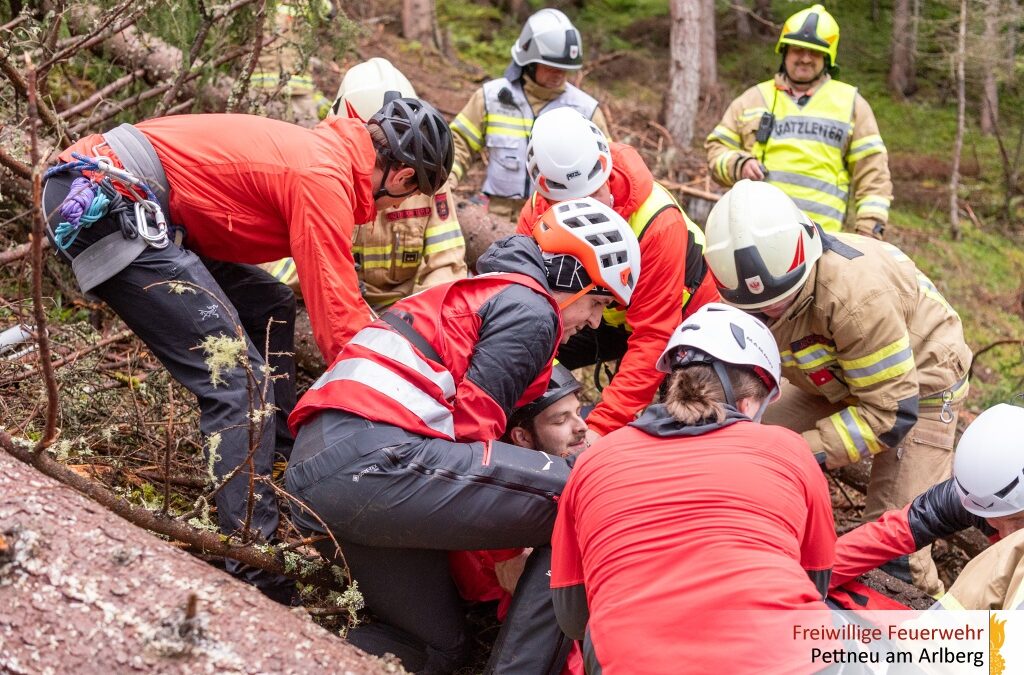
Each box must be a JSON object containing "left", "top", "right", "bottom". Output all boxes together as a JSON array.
[
  {"left": 449, "top": 76, "right": 610, "bottom": 195},
  {"left": 706, "top": 74, "right": 893, "bottom": 236},
  {"left": 768, "top": 233, "right": 971, "bottom": 467},
  {"left": 263, "top": 186, "right": 467, "bottom": 311}
]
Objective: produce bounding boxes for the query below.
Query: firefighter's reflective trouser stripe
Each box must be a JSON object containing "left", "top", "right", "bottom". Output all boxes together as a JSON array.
[{"left": 762, "top": 381, "right": 960, "bottom": 598}]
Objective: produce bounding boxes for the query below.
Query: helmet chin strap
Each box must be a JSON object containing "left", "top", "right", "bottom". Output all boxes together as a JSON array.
[
  {"left": 711, "top": 361, "right": 736, "bottom": 408},
  {"left": 558, "top": 283, "right": 596, "bottom": 309},
  {"left": 373, "top": 160, "right": 394, "bottom": 201}
]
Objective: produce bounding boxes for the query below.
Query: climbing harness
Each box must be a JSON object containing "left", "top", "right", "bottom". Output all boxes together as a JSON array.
[{"left": 44, "top": 152, "right": 169, "bottom": 250}]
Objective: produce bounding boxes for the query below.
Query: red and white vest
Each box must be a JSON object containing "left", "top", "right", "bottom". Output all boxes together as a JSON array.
[{"left": 289, "top": 272, "right": 561, "bottom": 441}]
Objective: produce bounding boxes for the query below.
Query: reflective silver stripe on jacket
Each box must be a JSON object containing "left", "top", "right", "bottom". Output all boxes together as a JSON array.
[
  {"left": 311, "top": 326, "right": 456, "bottom": 438},
  {"left": 480, "top": 78, "right": 598, "bottom": 199}
]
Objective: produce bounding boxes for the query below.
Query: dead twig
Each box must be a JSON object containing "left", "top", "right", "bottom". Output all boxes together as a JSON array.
[
  {"left": 1, "top": 52, "right": 71, "bottom": 147},
  {"left": 226, "top": 0, "right": 267, "bottom": 113},
  {"left": 970, "top": 338, "right": 1024, "bottom": 377},
  {"left": 58, "top": 68, "right": 146, "bottom": 120},
  {"left": 658, "top": 179, "right": 722, "bottom": 202},
  {"left": 0, "top": 329, "right": 134, "bottom": 387},
  {"left": 0, "top": 239, "right": 47, "bottom": 266},
  {"left": 26, "top": 55, "right": 60, "bottom": 456},
  {"left": 0, "top": 143, "right": 32, "bottom": 180}
]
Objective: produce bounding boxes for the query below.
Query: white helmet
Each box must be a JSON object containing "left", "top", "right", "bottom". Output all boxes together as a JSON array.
[
  {"left": 704, "top": 180, "right": 823, "bottom": 310},
  {"left": 511, "top": 8, "right": 583, "bottom": 70},
  {"left": 656, "top": 303, "right": 782, "bottom": 403},
  {"left": 953, "top": 404, "right": 1024, "bottom": 517},
  {"left": 527, "top": 108, "right": 612, "bottom": 202},
  {"left": 533, "top": 197, "right": 641, "bottom": 307},
  {"left": 332, "top": 57, "right": 417, "bottom": 121}
]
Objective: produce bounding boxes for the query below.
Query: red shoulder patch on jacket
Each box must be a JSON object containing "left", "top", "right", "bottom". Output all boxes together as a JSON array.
[{"left": 435, "top": 193, "right": 450, "bottom": 221}]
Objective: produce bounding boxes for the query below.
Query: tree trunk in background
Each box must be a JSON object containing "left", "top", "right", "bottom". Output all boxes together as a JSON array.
[
  {"left": 980, "top": 0, "right": 1002, "bottom": 135},
  {"left": 699, "top": 0, "right": 717, "bottom": 90},
  {"left": 754, "top": 0, "right": 774, "bottom": 37},
  {"left": 950, "top": 0, "right": 968, "bottom": 240},
  {"left": 1009, "top": 0, "right": 1020, "bottom": 66},
  {"left": 734, "top": 0, "right": 752, "bottom": 39},
  {"left": 888, "top": 0, "right": 918, "bottom": 98},
  {"left": 666, "top": 0, "right": 701, "bottom": 146},
  {"left": 402, "top": 0, "right": 437, "bottom": 47}
]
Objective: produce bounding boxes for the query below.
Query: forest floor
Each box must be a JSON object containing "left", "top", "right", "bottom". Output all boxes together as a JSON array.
[{"left": 2, "top": 1, "right": 1023, "bottom": 669}]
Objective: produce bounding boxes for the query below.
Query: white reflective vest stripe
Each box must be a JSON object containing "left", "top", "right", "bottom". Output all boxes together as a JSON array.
[
  {"left": 309, "top": 326, "right": 457, "bottom": 439},
  {"left": 479, "top": 78, "right": 598, "bottom": 199},
  {"left": 753, "top": 79, "right": 858, "bottom": 232}
]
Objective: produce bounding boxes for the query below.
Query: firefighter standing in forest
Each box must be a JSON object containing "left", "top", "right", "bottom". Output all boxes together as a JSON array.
[
  {"left": 705, "top": 4, "right": 893, "bottom": 238},
  {"left": 449, "top": 8, "right": 611, "bottom": 220},
  {"left": 41, "top": 99, "right": 453, "bottom": 601},
  {"left": 517, "top": 107, "right": 719, "bottom": 441},
  {"left": 703, "top": 179, "right": 972, "bottom": 598},
  {"left": 832, "top": 403, "right": 1024, "bottom": 612},
  {"left": 254, "top": 0, "right": 334, "bottom": 128},
  {"left": 264, "top": 58, "right": 467, "bottom": 309}
]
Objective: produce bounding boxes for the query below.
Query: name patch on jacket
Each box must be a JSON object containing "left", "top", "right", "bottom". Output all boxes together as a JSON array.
[
  {"left": 790, "top": 334, "right": 834, "bottom": 353},
  {"left": 435, "top": 193, "right": 450, "bottom": 221},
  {"left": 386, "top": 207, "right": 432, "bottom": 222},
  {"left": 771, "top": 117, "right": 849, "bottom": 148}
]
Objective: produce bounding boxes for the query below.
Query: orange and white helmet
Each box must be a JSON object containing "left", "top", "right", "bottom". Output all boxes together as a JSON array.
[
  {"left": 533, "top": 197, "right": 641, "bottom": 307},
  {"left": 527, "top": 107, "right": 612, "bottom": 201}
]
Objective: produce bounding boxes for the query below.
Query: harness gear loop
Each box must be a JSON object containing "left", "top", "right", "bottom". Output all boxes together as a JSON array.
[{"left": 46, "top": 152, "right": 170, "bottom": 249}]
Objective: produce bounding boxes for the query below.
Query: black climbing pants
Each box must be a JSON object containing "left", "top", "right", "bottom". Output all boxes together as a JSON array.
[
  {"left": 286, "top": 410, "right": 574, "bottom": 674},
  {"left": 43, "top": 173, "right": 297, "bottom": 597}
]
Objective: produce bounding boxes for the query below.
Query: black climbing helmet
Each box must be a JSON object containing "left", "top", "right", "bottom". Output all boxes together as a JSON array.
[
  {"left": 508, "top": 363, "right": 582, "bottom": 429},
  {"left": 368, "top": 96, "right": 454, "bottom": 195}
]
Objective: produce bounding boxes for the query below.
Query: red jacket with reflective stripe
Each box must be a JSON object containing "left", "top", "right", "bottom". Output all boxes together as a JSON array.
[
  {"left": 289, "top": 264, "right": 562, "bottom": 441},
  {"left": 517, "top": 144, "right": 720, "bottom": 435},
  {"left": 59, "top": 114, "right": 376, "bottom": 362}
]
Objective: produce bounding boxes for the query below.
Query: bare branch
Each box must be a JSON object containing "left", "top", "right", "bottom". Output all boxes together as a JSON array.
[
  {"left": 226, "top": 0, "right": 267, "bottom": 113},
  {"left": 25, "top": 54, "right": 60, "bottom": 455},
  {"left": 58, "top": 68, "right": 145, "bottom": 120}
]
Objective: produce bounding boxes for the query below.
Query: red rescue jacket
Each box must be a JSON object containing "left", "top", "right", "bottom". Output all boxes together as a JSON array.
[
  {"left": 289, "top": 236, "right": 563, "bottom": 441},
  {"left": 517, "top": 144, "right": 720, "bottom": 434},
  {"left": 60, "top": 114, "right": 377, "bottom": 362}
]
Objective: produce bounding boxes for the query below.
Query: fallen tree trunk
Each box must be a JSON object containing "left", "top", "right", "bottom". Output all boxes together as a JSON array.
[
  {"left": 0, "top": 450, "right": 395, "bottom": 674},
  {"left": 455, "top": 201, "right": 517, "bottom": 271}
]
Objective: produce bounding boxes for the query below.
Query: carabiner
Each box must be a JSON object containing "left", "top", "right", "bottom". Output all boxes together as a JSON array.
[
  {"left": 939, "top": 389, "right": 955, "bottom": 424},
  {"left": 134, "top": 200, "right": 169, "bottom": 249},
  {"left": 92, "top": 156, "right": 143, "bottom": 187}
]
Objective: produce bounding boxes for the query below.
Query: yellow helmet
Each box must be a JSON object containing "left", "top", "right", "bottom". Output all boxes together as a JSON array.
[{"left": 775, "top": 4, "right": 840, "bottom": 69}]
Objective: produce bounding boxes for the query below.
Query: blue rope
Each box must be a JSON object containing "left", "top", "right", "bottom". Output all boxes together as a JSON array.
[
  {"left": 45, "top": 152, "right": 161, "bottom": 204},
  {"left": 54, "top": 190, "right": 111, "bottom": 250}
]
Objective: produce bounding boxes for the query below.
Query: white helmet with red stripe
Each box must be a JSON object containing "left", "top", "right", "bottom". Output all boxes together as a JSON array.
[
  {"left": 533, "top": 197, "right": 641, "bottom": 307},
  {"left": 527, "top": 107, "right": 612, "bottom": 201},
  {"left": 333, "top": 57, "right": 417, "bottom": 121},
  {"left": 703, "top": 179, "right": 823, "bottom": 310}
]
